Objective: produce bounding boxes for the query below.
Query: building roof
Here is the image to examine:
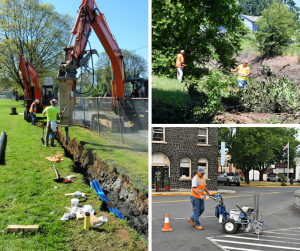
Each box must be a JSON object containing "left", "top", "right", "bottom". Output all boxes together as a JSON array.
[
  {"left": 264, "top": 169, "right": 273, "bottom": 174},
  {"left": 241, "top": 14, "right": 261, "bottom": 23}
]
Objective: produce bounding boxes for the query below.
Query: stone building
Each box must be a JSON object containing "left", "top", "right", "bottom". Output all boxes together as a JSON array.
[{"left": 152, "top": 127, "right": 218, "bottom": 191}]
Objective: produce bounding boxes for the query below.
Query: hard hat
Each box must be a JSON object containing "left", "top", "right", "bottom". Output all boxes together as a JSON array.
[
  {"left": 180, "top": 50, "right": 185, "bottom": 53},
  {"left": 51, "top": 99, "right": 58, "bottom": 103},
  {"left": 35, "top": 99, "right": 40, "bottom": 104}
]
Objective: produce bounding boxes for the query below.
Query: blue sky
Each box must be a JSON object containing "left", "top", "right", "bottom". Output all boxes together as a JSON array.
[
  {"left": 295, "top": 0, "right": 300, "bottom": 7},
  {"left": 41, "top": 0, "right": 149, "bottom": 63}
]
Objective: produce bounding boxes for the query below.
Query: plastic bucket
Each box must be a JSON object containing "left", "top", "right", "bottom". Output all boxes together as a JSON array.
[
  {"left": 229, "top": 210, "right": 240, "bottom": 221},
  {"left": 71, "top": 198, "right": 79, "bottom": 207}
]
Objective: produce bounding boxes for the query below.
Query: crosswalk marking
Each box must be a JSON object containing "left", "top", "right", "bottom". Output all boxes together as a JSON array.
[
  {"left": 207, "top": 227, "right": 300, "bottom": 251},
  {"left": 209, "top": 239, "right": 300, "bottom": 250}
]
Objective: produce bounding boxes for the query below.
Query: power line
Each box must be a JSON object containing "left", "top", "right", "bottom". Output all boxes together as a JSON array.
[{"left": 130, "top": 46, "right": 148, "bottom": 52}]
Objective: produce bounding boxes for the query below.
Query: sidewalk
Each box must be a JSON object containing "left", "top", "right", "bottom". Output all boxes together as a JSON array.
[{"left": 152, "top": 189, "right": 236, "bottom": 196}]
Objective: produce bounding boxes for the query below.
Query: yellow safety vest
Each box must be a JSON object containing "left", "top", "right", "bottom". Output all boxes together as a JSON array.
[
  {"left": 191, "top": 175, "right": 206, "bottom": 199},
  {"left": 238, "top": 64, "right": 250, "bottom": 81}
]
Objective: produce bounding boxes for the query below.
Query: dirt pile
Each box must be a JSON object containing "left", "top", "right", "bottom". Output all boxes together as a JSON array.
[
  {"left": 55, "top": 128, "right": 148, "bottom": 237},
  {"left": 236, "top": 55, "right": 300, "bottom": 83}
]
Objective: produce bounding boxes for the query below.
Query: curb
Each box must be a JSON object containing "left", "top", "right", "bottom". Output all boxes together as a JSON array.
[
  {"left": 240, "top": 185, "right": 300, "bottom": 188},
  {"left": 152, "top": 191, "right": 236, "bottom": 196}
]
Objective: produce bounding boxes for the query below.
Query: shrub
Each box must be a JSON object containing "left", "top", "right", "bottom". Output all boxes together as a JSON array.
[
  {"left": 238, "top": 65, "right": 299, "bottom": 114},
  {"left": 281, "top": 182, "right": 287, "bottom": 186},
  {"left": 279, "top": 173, "right": 288, "bottom": 182}
]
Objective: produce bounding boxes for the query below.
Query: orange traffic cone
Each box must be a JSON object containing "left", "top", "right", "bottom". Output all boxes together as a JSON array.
[{"left": 161, "top": 213, "right": 173, "bottom": 232}]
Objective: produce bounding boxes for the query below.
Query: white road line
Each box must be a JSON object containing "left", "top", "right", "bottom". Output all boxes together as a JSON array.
[
  {"left": 221, "top": 235, "right": 300, "bottom": 245},
  {"left": 210, "top": 239, "right": 300, "bottom": 250},
  {"left": 221, "top": 246, "right": 264, "bottom": 251},
  {"left": 263, "top": 231, "right": 300, "bottom": 236},
  {"left": 244, "top": 233, "right": 300, "bottom": 241}
]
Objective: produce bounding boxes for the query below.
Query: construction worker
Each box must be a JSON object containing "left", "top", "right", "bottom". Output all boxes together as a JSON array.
[
  {"left": 131, "top": 84, "right": 140, "bottom": 97},
  {"left": 231, "top": 60, "right": 250, "bottom": 89},
  {"left": 29, "top": 99, "right": 40, "bottom": 125},
  {"left": 187, "top": 167, "right": 212, "bottom": 230},
  {"left": 42, "top": 99, "right": 66, "bottom": 147},
  {"left": 175, "top": 50, "right": 185, "bottom": 82}
]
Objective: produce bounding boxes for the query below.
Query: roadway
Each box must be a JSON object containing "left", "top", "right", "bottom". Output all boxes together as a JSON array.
[{"left": 152, "top": 185, "right": 300, "bottom": 251}]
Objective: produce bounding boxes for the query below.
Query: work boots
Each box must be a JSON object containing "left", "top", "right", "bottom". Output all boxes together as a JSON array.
[
  {"left": 195, "top": 226, "right": 204, "bottom": 230},
  {"left": 187, "top": 218, "right": 195, "bottom": 227}
]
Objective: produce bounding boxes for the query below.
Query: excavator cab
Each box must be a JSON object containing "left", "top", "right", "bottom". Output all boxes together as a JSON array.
[
  {"left": 125, "top": 78, "right": 148, "bottom": 98},
  {"left": 41, "top": 77, "right": 58, "bottom": 106}
]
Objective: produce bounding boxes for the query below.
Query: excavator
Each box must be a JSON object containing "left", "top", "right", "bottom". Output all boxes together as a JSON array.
[
  {"left": 19, "top": 54, "right": 58, "bottom": 122},
  {"left": 56, "top": 0, "right": 148, "bottom": 144}
]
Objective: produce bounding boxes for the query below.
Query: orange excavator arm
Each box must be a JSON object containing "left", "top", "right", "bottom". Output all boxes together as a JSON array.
[
  {"left": 19, "top": 54, "right": 42, "bottom": 102},
  {"left": 58, "top": 0, "right": 125, "bottom": 104}
]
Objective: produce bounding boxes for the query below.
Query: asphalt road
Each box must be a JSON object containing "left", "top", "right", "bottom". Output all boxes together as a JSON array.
[{"left": 152, "top": 186, "right": 300, "bottom": 251}]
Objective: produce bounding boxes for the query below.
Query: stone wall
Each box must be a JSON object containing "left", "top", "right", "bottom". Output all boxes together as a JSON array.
[{"left": 152, "top": 127, "right": 218, "bottom": 191}]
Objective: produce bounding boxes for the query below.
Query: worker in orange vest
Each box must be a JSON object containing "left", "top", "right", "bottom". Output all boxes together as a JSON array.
[
  {"left": 231, "top": 60, "right": 250, "bottom": 89},
  {"left": 187, "top": 167, "right": 212, "bottom": 230},
  {"left": 175, "top": 50, "right": 185, "bottom": 82},
  {"left": 29, "top": 99, "right": 40, "bottom": 125}
]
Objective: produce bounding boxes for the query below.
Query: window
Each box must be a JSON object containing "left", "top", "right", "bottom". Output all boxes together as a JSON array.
[
  {"left": 152, "top": 127, "right": 165, "bottom": 142},
  {"left": 198, "top": 128, "right": 207, "bottom": 144},
  {"left": 198, "top": 158, "right": 208, "bottom": 178},
  {"left": 180, "top": 157, "right": 191, "bottom": 178}
]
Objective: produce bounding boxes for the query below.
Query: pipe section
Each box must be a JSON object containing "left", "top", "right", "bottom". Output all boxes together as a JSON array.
[{"left": 0, "top": 132, "right": 6, "bottom": 162}]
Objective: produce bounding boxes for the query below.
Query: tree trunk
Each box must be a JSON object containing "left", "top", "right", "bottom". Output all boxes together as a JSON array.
[
  {"left": 244, "top": 171, "right": 250, "bottom": 184},
  {"left": 259, "top": 170, "right": 265, "bottom": 181}
]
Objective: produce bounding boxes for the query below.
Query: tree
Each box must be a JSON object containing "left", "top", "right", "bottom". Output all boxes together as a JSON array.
[
  {"left": 219, "top": 127, "right": 299, "bottom": 183},
  {"left": 0, "top": 0, "right": 73, "bottom": 91},
  {"left": 239, "top": 0, "right": 299, "bottom": 18},
  {"left": 255, "top": 1, "right": 298, "bottom": 57},
  {"left": 152, "top": 0, "right": 248, "bottom": 78}
]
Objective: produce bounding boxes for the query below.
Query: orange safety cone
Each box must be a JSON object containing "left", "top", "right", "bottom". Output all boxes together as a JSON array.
[{"left": 161, "top": 213, "right": 173, "bottom": 232}]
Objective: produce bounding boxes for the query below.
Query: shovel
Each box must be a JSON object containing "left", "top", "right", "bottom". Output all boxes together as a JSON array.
[
  {"left": 41, "top": 116, "right": 45, "bottom": 145},
  {"left": 53, "top": 164, "right": 64, "bottom": 182}
]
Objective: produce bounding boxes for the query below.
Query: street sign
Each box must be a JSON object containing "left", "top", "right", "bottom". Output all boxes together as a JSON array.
[
  {"left": 274, "top": 168, "right": 279, "bottom": 174},
  {"left": 221, "top": 142, "right": 225, "bottom": 166}
]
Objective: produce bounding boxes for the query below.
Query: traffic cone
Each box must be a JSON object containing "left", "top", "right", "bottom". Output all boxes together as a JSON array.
[{"left": 161, "top": 213, "right": 173, "bottom": 232}]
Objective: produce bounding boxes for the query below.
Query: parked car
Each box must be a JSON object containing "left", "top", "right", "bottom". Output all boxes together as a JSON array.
[
  {"left": 218, "top": 172, "right": 240, "bottom": 186},
  {"left": 267, "top": 174, "right": 281, "bottom": 182}
]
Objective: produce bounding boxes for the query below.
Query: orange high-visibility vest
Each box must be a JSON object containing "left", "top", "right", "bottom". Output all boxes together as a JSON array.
[
  {"left": 175, "top": 54, "right": 184, "bottom": 68},
  {"left": 191, "top": 175, "right": 206, "bottom": 199},
  {"left": 29, "top": 102, "right": 37, "bottom": 113},
  {"left": 237, "top": 64, "right": 250, "bottom": 81}
]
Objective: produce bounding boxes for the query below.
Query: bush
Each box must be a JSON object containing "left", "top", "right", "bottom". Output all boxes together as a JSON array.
[
  {"left": 238, "top": 65, "right": 298, "bottom": 114},
  {"left": 281, "top": 182, "right": 287, "bottom": 186},
  {"left": 279, "top": 173, "right": 288, "bottom": 182}
]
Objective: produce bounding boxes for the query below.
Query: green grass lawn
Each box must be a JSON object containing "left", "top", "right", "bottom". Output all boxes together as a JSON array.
[{"left": 0, "top": 99, "right": 147, "bottom": 251}]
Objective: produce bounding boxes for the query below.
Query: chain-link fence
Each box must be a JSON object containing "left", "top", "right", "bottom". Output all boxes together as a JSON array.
[
  {"left": 0, "top": 91, "right": 14, "bottom": 99},
  {"left": 59, "top": 97, "right": 148, "bottom": 147}
]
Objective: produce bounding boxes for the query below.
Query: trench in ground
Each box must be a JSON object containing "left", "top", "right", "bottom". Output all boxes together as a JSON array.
[{"left": 55, "top": 128, "right": 148, "bottom": 238}]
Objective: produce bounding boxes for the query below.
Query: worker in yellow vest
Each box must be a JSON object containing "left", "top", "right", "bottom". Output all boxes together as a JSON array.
[
  {"left": 231, "top": 60, "right": 250, "bottom": 89},
  {"left": 187, "top": 167, "right": 212, "bottom": 230},
  {"left": 29, "top": 99, "right": 40, "bottom": 125},
  {"left": 175, "top": 50, "right": 185, "bottom": 82}
]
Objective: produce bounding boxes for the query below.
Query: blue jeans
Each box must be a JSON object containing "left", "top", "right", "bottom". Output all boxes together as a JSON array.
[
  {"left": 189, "top": 196, "right": 205, "bottom": 227},
  {"left": 238, "top": 79, "right": 247, "bottom": 89},
  {"left": 30, "top": 113, "right": 36, "bottom": 125}
]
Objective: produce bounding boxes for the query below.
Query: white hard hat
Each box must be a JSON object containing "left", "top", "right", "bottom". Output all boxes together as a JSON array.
[
  {"left": 180, "top": 50, "right": 185, "bottom": 53},
  {"left": 35, "top": 99, "right": 40, "bottom": 104},
  {"left": 51, "top": 99, "right": 58, "bottom": 103}
]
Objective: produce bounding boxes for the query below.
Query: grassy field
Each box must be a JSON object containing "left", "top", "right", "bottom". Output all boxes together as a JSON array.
[{"left": 0, "top": 99, "right": 147, "bottom": 251}]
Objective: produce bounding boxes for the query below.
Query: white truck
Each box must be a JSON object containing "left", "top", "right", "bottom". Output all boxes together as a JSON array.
[{"left": 218, "top": 172, "right": 240, "bottom": 186}]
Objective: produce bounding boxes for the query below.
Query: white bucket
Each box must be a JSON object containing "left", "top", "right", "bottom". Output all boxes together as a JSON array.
[
  {"left": 229, "top": 210, "right": 240, "bottom": 221},
  {"left": 71, "top": 198, "right": 79, "bottom": 207}
]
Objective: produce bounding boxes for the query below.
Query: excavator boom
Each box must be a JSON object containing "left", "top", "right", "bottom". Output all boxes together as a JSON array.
[
  {"left": 58, "top": 0, "right": 125, "bottom": 103},
  {"left": 19, "top": 54, "right": 42, "bottom": 102}
]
